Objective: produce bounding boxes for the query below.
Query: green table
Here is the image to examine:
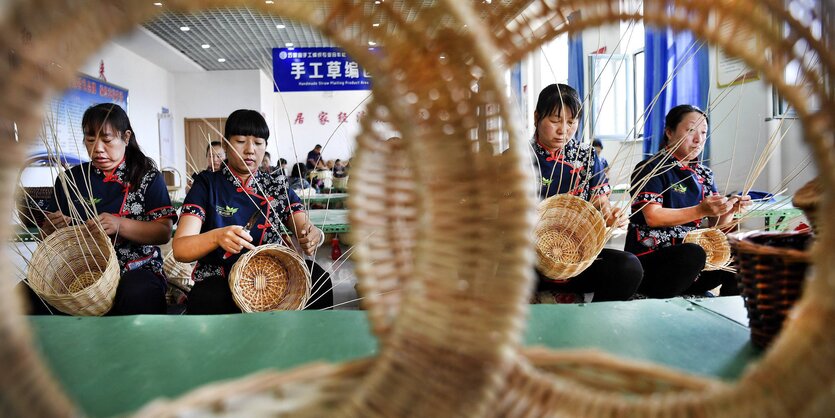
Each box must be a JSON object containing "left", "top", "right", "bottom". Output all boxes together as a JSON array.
[
  {"left": 302, "top": 193, "right": 348, "bottom": 206},
  {"left": 30, "top": 296, "right": 758, "bottom": 417},
  {"left": 308, "top": 209, "right": 349, "bottom": 234},
  {"left": 736, "top": 196, "right": 804, "bottom": 231}
]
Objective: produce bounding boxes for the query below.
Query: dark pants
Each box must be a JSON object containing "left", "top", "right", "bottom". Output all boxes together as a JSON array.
[
  {"left": 637, "top": 243, "right": 740, "bottom": 298},
  {"left": 24, "top": 268, "right": 167, "bottom": 315},
  {"left": 187, "top": 260, "right": 334, "bottom": 314},
  {"left": 537, "top": 248, "right": 644, "bottom": 301}
]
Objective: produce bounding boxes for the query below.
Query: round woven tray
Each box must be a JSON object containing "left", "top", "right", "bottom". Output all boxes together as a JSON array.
[
  {"left": 535, "top": 194, "right": 606, "bottom": 281},
  {"left": 2, "top": 1, "right": 835, "bottom": 417},
  {"left": 729, "top": 230, "right": 812, "bottom": 349},
  {"left": 228, "top": 244, "right": 310, "bottom": 312},
  {"left": 683, "top": 228, "right": 732, "bottom": 271},
  {"left": 25, "top": 225, "right": 119, "bottom": 316}
]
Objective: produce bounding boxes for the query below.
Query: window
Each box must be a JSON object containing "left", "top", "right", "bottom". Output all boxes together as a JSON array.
[
  {"left": 588, "top": 53, "right": 634, "bottom": 141},
  {"left": 773, "top": 0, "right": 823, "bottom": 118}
]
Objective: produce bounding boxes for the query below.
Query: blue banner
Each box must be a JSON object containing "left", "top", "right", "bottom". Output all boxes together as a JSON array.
[{"left": 272, "top": 47, "right": 372, "bottom": 92}]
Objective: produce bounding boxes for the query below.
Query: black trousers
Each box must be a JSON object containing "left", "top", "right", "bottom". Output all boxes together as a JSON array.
[
  {"left": 536, "top": 248, "right": 644, "bottom": 301},
  {"left": 24, "top": 268, "right": 167, "bottom": 315},
  {"left": 187, "top": 260, "right": 334, "bottom": 314},
  {"left": 636, "top": 243, "right": 740, "bottom": 298}
]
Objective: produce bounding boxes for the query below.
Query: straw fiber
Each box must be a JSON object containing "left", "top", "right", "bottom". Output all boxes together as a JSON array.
[
  {"left": 228, "top": 244, "right": 310, "bottom": 312},
  {"left": 25, "top": 225, "right": 119, "bottom": 316},
  {"left": 1, "top": 0, "right": 834, "bottom": 417},
  {"left": 683, "top": 228, "right": 732, "bottom": 271}
]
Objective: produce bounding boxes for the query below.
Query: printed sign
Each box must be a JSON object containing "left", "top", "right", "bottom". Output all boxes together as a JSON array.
[{"left": 272, "top": 47, "right": 372, "bottom": 92}]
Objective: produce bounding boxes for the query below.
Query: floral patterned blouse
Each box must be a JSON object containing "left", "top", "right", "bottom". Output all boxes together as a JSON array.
[
  {"left": 181, "top": 165, "right": 304, "bottom": 283},
  {"left": 531, "top": 139, "right": 611, "bottom": 202},
  {"left": 48, "top": 159, "right": 177, "bottom": 278},
  {"left": 626, "top": 150, "right": 717, "bottom": 255}
]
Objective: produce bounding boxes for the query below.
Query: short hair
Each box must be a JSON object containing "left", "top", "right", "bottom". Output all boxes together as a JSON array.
[
  {"left": 314, "top": 144, "right": 322, "bottom": 149},
  {"left": 592, "top": 139, "right": 603, "bottom": 149},
  {"left": 279, "top": 158, "right": 287, "bottom": 165},
  {"left": 206, "top": 141, "right": 222, "bottom": 154},
  {"left": 224, "top": 109, "right": 269, "bottom": 142},
  {"left": 264, "top": 151, "right": 271, "bottom": 159}
]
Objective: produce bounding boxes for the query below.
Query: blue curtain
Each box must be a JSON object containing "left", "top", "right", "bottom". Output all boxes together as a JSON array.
[
  {"left": 567, "top": 13, "right": 584, "bottom": 141},
  {"left": 643, "top": 26, "right": 709, "bottom": 160}
]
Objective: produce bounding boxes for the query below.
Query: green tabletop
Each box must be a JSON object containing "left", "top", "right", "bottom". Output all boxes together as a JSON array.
[
  {"left": 308, "top": 209, "right": 349, "bottom": 234},
  {"left": 302, "top": 193, "right": 348, "bottom": 204},
  {"left": 736, "top": 196, "right": 804, "bottom": 231},
  {"left": 30, "top": 296, "right": 758, "bottom": 417}
]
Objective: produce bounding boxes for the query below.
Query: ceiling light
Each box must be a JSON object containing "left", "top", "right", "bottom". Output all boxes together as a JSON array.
[
  {"left": 276, "top": 24, "right": 286, "bottom": 29},
  {"left": 153, "top": 2, "right": 162, "bottom": 6},
  {"left": 373, "top": 23, "right": 380, "bottom": 27},
  {"left": 285, "top": 42, "right": 294, "bottom": 47},
  {"left": 217, "top": 58, "right": 226, "bottom": 63},
  {"left": 201, "top": 44, "right": 210, "bottom": 49},
  {"left": 179, "top": 26, "right": 190, "bottom": 31},
  {"left": 368, "top": 41, "right": 377, "bottom": 46}
]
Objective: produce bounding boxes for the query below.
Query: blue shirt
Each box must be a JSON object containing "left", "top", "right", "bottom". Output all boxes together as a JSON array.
[
  {"left": 532, "top": 139, "right": 611, "bottom": 201},
  {"left": 181, "top": 165, "right": 304, "bottom": 282},
  {"left": 48, "top": 159, "right": 177, "bottom": 278},
  {"left": 626, "top": 151, "right": 717, "bottom": 255}
]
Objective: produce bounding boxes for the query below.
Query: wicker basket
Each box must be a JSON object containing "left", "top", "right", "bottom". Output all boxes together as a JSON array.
[
  {"left": 683, "top": 228, "right": 732, "bottom": 271},
  {"left": 792, "top": 177, "right": 820, "bottom": 233},
  {"left": 228, "top": 244, "right": 310, "bottom": 312},
  {"left": 162, "top": 250, "right": 194, "bottom": 291},
  {"left": 16, "top": 186, "right": 53, "bottom": 228},
  {"left": 729, "top": 230, "right": 812, "bottom": 349},
  {"left": 25, "top": 225, "right": 120, "bottom": 316},
  {"left": 534, "top": 194, "right": 606, "bottom": 281}
]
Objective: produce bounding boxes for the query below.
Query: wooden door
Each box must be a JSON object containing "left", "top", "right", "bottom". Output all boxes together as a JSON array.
[{"left": 184, "top": 118, "right": 226, "bottom": 179}]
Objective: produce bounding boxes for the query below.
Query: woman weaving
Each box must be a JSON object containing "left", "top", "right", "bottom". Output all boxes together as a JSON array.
[
  {"left": 30, "top": 103, "right": 177, "bottom": 315},
  {"left": 531, "top": 84, "right": 643, "bottom": 302},
  {"left": 173, "top": 109, "right": 333, "bottom": 314}
]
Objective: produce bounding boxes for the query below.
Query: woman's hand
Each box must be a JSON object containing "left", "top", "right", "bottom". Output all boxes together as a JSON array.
[
  {"left": 42, "top": 211, "right": 72, "bottom": 235},
  {"left": 88, "top": 212, "right": 121, "bottom": 236},
  {"left": 698, "top": 194, "right": 734, "bottom": 217},
  {"left": 214, "top": 225, "right": 256, "bottom": 255},
  {"left": 297, "top": 223, "right": 322, "bottom": 256},
  {"left": 604, "top": 206, "right": 629, "bottom": 229},
  {"left": 731, "top": 194, "right": 753, "bottom": 213}
]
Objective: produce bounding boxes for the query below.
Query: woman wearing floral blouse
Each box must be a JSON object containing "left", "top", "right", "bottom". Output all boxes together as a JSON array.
[
  {"left": 627, "top": 104, "right": 751, "bottom": 297},
  {"left": 32, "top": 103, "right": 177, "bottom": 315}
]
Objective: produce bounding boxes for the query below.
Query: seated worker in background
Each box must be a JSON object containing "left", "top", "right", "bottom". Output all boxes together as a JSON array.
[
  {"left": 277, "top": 157, "right": 288, "bottom": 176},
  {"left": 261, "top": 151, "right": 273, "bottom": 174},
  {"left": 173, "top": 109, "right": 333, "bottom": 314},
  {"left": 30, "top": 103, "right": 177, "bottom": 315},
  {"left": 333, "top": 159, "right": 347, "bottom": 178},
  {"left": 627, "top": 104, "right": 751, "bottom": 298},
  {"left": 306, "top": 144, "right": 327, "bottom": 170},
  {"left": 288, "top": 162, "right": 313, "bottom": 191},
  {"left": 207, "top": 141, "right": 225, "bottom": 172},
  {"left": 531, "top": 84, "right": 642, "bottom": 302},
  {"left": 592, "top": 139, "right": 610, "bottom": 177}
]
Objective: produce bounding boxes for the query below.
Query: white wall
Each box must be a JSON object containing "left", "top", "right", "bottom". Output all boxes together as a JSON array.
[
  {"left": 78, "top": 42, "right": 175, "bottom": 170},
  {"left": 707, "top": 45, "right": 816, "bottom": 196}
]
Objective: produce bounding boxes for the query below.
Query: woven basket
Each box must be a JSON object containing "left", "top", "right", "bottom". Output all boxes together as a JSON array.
[
  {"left": 535, "top": 194, "right": 606, "bottom": 281},
  {"left": 3, "top": 1, "right": 835, "bottom": 418},
  {"left": 792, "top": 177, "right": 821, "bottom": 233},
  {"left": 730, "top": 230, "right": 812, "bottom": 349},
  {"left": 228, "top": 244, "right": 310, "bottom": 312},
  {"left": 25, "top": 225, "right": 120, "bottom": 316},
  {"left": 16, "top": 186, "right": 53, "bottom": 228},
  {"left": 683, "top": 228, "right": 732, "bottom": 271},
  {"left": 162, "top": 250, "right": 194, "bottom": 291}
]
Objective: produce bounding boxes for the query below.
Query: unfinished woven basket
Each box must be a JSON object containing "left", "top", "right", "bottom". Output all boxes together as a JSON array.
[
  {"left": 730, "top": 230, "right": 813, "bottom": 349},
  {"left": 162, "top": 249, "right": 194, "bottom": 291},
  {"left": 683, "top": 228, "right": 732, "bottom": 271},
  {"left": 25, "top": 225, "right": 119, "bottom": 316},
  {"left": 228, "top": 244, "right": 310, "bottom": 312},
  {"left": 535, "top": 194, "right": 606, "bottom": 281},
  {"left": 2, "top": 1, "right": 835, "bottom": 418}
]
